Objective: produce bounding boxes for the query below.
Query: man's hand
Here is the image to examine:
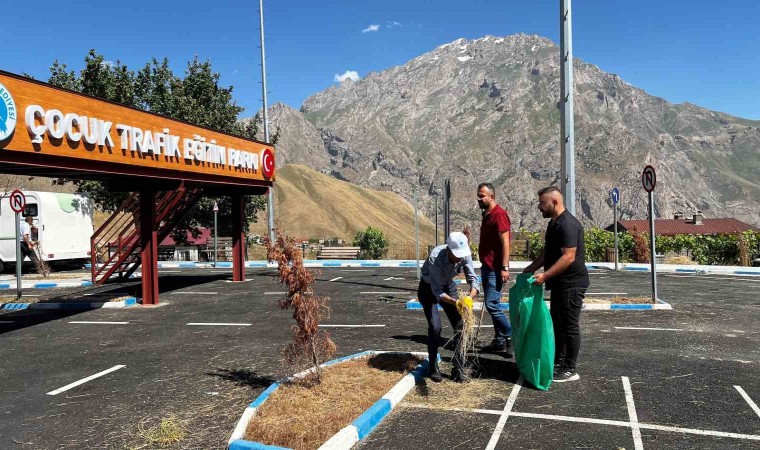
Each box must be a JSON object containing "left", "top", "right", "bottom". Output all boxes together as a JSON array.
[
  {"left": 532, "top": 273, "right": 546, "bottom": 285},
  {"left": 441, "top": 294, "right": 457, "bottom": 305},
  {"left": 501, "top": 269, "right": 510, "bottom": 283}
]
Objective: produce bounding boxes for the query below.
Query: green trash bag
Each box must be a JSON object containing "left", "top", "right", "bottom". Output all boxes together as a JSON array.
[{"left": 509, "top": 273, "right": 555, "bottom": 391}]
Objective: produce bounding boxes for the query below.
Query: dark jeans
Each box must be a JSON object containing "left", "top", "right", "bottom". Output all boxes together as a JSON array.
[
  {"left": 20, "top": 242, "right": 40, "bottom": 268},
  {"left": 417, "top": 280, "right": 465, "bottom": 371},
  {"left": 481, "top": 265, "right": 512, "bottom": 342},
  {"left": 550, "top": 287, "right": 585, "bottom": 371}
]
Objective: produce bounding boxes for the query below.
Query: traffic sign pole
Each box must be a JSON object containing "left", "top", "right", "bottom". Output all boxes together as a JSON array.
[
  {"left": 648, "top": 190, "right": 657, "bottom": 301},
  {"left": 15, "top": 212, "right": 21, "bottom": 300},
  {"left": 642, "top": 166, "right": 658, "bottom": 302},
  {"left": 614, "top": 201, "right": 619, "bottom": 271}
]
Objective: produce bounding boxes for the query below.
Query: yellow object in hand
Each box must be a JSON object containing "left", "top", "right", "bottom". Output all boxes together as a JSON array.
[{"left": 458, "top": 296, "right": 473, "bottom": 310}]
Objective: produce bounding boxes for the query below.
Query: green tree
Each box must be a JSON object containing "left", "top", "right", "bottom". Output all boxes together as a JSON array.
[
  {"left": 48, "top": 50, "right": 274, "bottom": 242},
  {"left": 353, "top": 227, "right": 389, "bottom": 259}
]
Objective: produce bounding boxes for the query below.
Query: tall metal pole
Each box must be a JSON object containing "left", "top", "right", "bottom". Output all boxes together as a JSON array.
[
  {"left": 414, "top": 188, "right": 420, "bottom": 280},
  {"left": 560, "top": 0, "right": 576, "bottom": 215},
  {"left": 15, "top": 213, "right": 21, "bottom": 301},
  {"left": 648, "top": 191, "right": 658, "bottom": 301},
  {"left": 213, "top": 202, "right": 218, "bottom": 268},
  {"left": 434, "top": 195, "right": 439, "bottom": 246},
  {"left": 613, "top": 202, "right": 619, "bottom": 271},
  {"left": 259, "top": 0, "right": 275, "bottom": 244}
]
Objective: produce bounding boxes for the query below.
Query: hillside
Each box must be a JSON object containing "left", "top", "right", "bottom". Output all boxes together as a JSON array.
[
  {"left": 262, "top": 34, "right": 760, "bottom": 235},
  {"left": 251, "top": 164, "right": 439, "bottom": 245}
]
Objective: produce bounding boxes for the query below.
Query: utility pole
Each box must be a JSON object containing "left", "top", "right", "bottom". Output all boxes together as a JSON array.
[
  {"left": 259, "top": 0, "right": 275, "bottom": 243},
  {"left": 560, "top": 0, "right": 576, "bottom": 215}
]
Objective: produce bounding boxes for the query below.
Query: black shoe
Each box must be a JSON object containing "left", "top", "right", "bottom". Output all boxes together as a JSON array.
[
  {"left": 504, "top": 338, "right": 513, "bottom": 357},
  {"left": 452, "top": 367, "right": 470, "bottom": 383},
  {"left": 428, "top": 364, "right": 443, "bottom": 382},
  {"left": 552, "top": 369, "right": 580, "bottom": 383},
  {"left": 481, "top": 338, "right": 508, "bottom": 353}
]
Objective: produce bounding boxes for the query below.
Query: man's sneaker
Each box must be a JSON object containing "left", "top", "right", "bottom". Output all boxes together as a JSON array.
[
  {"left": 504, "top": 338, "right": 514, "bottom": 357},
  {"left": 552, "top": 369, "right": 580, "bottom": 383},
  {"left": 481, "top": 338, "right": 508, "bottom": 353},
  {"left": 428, "top": 365, "right": 443, "bottom": 383}
]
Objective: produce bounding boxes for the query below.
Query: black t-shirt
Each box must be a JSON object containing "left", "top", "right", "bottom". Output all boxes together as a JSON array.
[{"left": 544, "top": 210, "right": 589, "bottom": 290}]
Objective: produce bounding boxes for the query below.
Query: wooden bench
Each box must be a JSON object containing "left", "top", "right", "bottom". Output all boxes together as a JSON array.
[
  {"left": 317, "top": 246, "right": 361, "bottom": 260},
  {"left": 509, "top": 239, "right": 530, "bottom": 260},
  {"left": 201, "top": 237, "right": 234, "bottom": 261}
]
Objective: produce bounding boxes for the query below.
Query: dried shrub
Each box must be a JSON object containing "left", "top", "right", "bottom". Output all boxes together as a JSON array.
[
  {"left": 33, "top": 243, "right": 51, "bottom": 277},
  {"left": 263, "top": 229, "right": 336, "bottom": 381},
  {"left": 631, "top": 227, "right": 650, "bottom": 264}
]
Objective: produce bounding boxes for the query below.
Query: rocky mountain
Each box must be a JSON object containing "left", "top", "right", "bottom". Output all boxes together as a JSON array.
[{"left": 266, "top": 34, "right": 760, "bottom": 235}]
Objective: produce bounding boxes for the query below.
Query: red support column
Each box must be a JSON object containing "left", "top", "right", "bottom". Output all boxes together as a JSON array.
[
  {"left": 232, "top": 193, "right": 246, "bottom": 281},
  {"left": 140, "top": 190, "right": 159, "bottom": 305}
]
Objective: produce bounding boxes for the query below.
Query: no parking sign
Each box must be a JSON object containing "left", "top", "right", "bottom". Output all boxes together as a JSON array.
[{"left": 9, "top": 189, "right": 25, "bottom": 214}]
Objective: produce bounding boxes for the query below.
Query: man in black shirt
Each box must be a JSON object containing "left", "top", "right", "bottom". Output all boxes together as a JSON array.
[{"left": 523, "top": 186, "right": 589, "bottom": 382}]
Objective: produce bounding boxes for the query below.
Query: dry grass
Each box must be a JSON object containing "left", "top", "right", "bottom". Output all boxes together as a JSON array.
[
  {"left": 584, "top": 296, "right": 654, "bottom": 304},
  {"left": 18, "top": 272, "right": 88, "bottom": 280},
  {"left": 665, "top": 255, "right": 696, "bottom": 265},
  {"left": 404, "top": 376, "right": 507, "bottom": 409},
  {"left": 130, "top": 416, "right": 186, "bottom": 449},
  {"left": 244, "top": 353, "right": 421, "bottom": 450}
]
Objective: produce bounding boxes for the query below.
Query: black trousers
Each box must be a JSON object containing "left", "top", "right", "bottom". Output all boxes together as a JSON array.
[
  {"left": 417, "top": 280, "right": 465, "bottom": 371},
  {"left": 20, "top": 242, "right": 40, "bottom": 268},
  {"left": 549, "top": 287, "right": 585, "bottom": 371}
]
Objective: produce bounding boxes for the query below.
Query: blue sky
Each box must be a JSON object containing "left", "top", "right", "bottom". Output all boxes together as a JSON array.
[{"left": 3, "top": 0, "right": 759, "bottom": 119}]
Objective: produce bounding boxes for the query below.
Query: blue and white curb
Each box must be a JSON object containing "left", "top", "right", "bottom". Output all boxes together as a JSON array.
[
  {"left": 405, "top": 298, "right": 672, "bottom": 311},
  {"left": 228, "top": 350, "right": 429, "bottom": 450},
  {"left": 0, "top": 297, "right": 137, "bottom": 311},
  {"left": 0, "top": 280, "right": 93, "bottom": 290}
]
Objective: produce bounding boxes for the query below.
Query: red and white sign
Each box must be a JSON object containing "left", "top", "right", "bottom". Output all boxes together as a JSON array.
[
  {"left": 9, "top": 189, "right": 25, "bottom": 214},
  {"left": 642, "top": 165, "right": 656, "bottom": 193},
  {"left": 261, "top": 148, "right": 275, "bottom": 179}
]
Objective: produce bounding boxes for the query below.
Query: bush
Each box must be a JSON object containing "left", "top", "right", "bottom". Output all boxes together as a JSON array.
[{"left": 353, "top": 227, "right": 389, "bottom": 260}]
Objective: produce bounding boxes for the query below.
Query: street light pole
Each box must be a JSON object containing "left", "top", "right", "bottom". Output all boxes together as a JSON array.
[
  {"left": 560, "top": 0, "right": 576, "bottom": 215},
  {"left": 259, "top": 0, "right": 275, "bottom": 244}
]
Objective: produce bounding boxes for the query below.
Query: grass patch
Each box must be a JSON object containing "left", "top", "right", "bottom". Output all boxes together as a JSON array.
[
  {"left": 405, "top": 376, "right": 507, "bottom": 409},
  {"left": 584, "top": 296, "right": 654, "bottom": 304},
  {"left": 244, "top": 353, "right": 421, "bottom": 450},
  {"left": 130, "top": 415, "right": 186, "bottom": 449}
]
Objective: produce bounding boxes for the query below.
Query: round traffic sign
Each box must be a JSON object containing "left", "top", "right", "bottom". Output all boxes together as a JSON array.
[
  {"left": 642, "top": 165, "right": 656, "bottom": 193},
  {"left": 611, "top": 187, "right": 620, "bottom": 205},
  {"left": 261, "top": 148, "right": 275, "bottom": 179},
  {"left": 9, "top": 189, "right": 25, "bottom": 214}
]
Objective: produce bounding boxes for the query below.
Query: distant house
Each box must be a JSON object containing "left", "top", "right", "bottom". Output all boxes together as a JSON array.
[
  {"left": 606, "top": 212, "right": 756, "bottom": 236},
  {"left": 159, "top": 228, "right": 212, "bottom": 261}
]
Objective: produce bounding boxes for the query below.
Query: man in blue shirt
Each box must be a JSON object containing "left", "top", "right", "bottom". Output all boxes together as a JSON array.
[{"left": 419, "top": 232, "right": 480, "bottom": 382}]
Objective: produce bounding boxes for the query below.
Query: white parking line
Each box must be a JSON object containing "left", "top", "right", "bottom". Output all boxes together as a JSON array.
[
  {"left": 734, "top": 386, "right": 760, "bottom": 419},
  {"left": 329, "top": 277, "right": 343, "bottom": 282},
  {"left": 170, "top": 291, "right": 218, "bottom": 295},
  {"left": 622, "top": 377, "right": 644, "bottom": 450},
  {"left": 46, "top": 365, "right": 126, "bottom": 396},
  {"left": 485, "top": 376, "right": 523, "bottom": 450},
  {"left": 186, "top": 323, "right": 252, "bottom": 326},
  {"left": 319, "top": 324, "right": 386, "bottom": 328},
  {"left": 264, "top": 292, "right": 286, "bottom": 295},
  {"left": 401, "top": 405, "right": 760, "bottom": 442},
  {"left": 69, "top": 321, "right": 130, "bottom": 325},
  {"left": 615, "top": 327, "right": 683, "bottom": 331}
]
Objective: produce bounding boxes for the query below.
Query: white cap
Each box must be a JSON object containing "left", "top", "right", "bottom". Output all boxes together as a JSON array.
[{"left": 446, "top": 232, "right": 471, "bottom": 258}]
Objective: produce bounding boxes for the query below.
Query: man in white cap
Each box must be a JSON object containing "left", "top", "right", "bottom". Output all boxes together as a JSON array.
[{"left": 418, "top": 231, "right": 480, "bottom": 382}]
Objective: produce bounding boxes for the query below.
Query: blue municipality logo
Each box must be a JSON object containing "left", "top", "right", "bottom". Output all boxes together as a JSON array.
[{"left": 0, "top": 81, "right": 18, "bottom": 141}]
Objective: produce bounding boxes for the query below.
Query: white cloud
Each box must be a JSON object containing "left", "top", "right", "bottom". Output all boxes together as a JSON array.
[
  {"left": 362, "top": 24, "right": 380, "bottom": 33},
  {"left": 334, "top": 70, "right": 360, "bottom": 83},
  {"left": 386, "top": 21, "right": 402, "bottom": 28}
]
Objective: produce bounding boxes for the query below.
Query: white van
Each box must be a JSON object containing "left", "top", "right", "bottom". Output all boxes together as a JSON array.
[{"left": 0, "top": 191, "right": 93, "bottom": 272}]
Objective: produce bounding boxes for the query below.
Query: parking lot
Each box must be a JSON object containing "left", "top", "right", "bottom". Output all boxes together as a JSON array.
[{"left": 1, "top": 267, "right": 759, "bottom": 449}]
